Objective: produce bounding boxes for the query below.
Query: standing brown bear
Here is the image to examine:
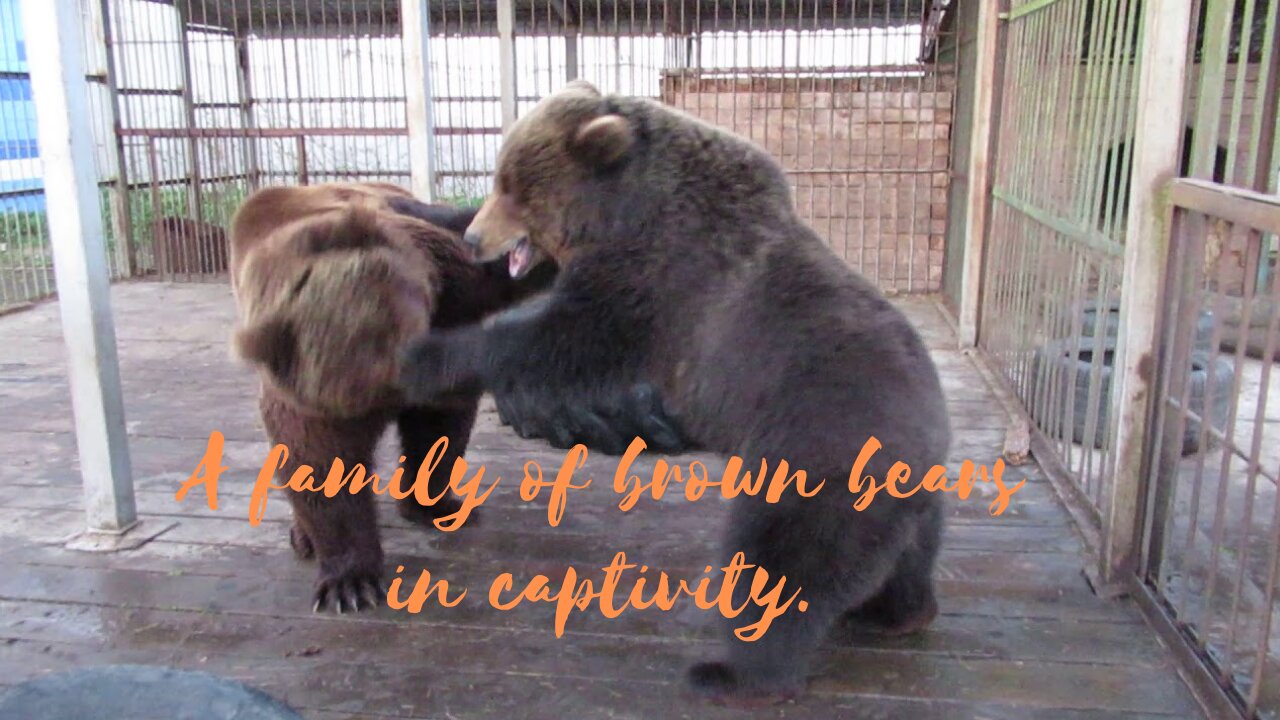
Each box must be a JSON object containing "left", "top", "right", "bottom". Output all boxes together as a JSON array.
[
  {"left": 229, "top": 181, "right": 669, "bottom": 613},
  {"left": 398, "top": 82, "right": 952, "bottom": 704}
]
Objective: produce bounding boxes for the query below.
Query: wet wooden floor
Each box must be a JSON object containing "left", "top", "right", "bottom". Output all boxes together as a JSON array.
[{"left": 0, "top": 283, "right": 1208, "bottom": 719}]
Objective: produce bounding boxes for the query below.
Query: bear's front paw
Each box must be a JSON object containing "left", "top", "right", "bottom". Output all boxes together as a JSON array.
[
  {"left": 397, "top": 332, "right": 484, "bottom": 405},
  {"left": 494, "top": 381, "right": 689, "bottom": 456},
  {"left": 686, "top": 661, "right": 800, "bottom": 708},
  {"left": 312, "top": 552, "right": 384, "bottom": 614}
]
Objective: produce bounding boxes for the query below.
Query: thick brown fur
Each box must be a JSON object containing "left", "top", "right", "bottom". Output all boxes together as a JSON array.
[
  {"left": 400, "top": 82, "right": 952, "bottom": 703},
  {"left": 229, "top": 181, "right": 556, "bottom": 612}
]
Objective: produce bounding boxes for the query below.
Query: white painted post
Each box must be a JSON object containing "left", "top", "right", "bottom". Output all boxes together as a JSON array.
[
  {"left": 565, "top": 30, "right": 579, "bottom": 82},
  {"left": 956, "top": 0, "right": 1000, "bottom": 348},
  {"left": 21, "top": 0, "right": 136, "bottom": 532},
  {"left": 402, "top": 0, "right": 438, "bottom": 201},
  {"left": 1102, "top": 0, "right": 1195, "bottom": 586},
  {"left": 497, "top": 0, "right": 517, "bottom": 130}
]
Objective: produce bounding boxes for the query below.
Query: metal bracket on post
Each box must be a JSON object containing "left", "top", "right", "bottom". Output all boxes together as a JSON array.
[
  {"left": 1099, "top": 0, "right": 1196, "bottom": 591},
  {"left": 403, "top": 0, "right": 438, "bottom": 201},
  {"left": 20, "top": 0, "right": 162, "bottom": 552}
]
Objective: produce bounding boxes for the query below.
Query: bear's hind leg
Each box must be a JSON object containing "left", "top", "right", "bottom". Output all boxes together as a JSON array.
[
  {"left": 841, "top": 504, "right": 943, "bottom": 637},
  {"left": 260, "top": 393, "right": 389, "bottom": 613},
  {"left": 290, "top": 491, "right": 385, "bottom": 613},
  {"left": 395, "top": 398, "right": 482, "bottom": 528},
  {"left": 289, "top": 523, "right": 315, "bottom": 560},
  {"left": 686, "top": 501, "right": 904, "bottom": 707}
]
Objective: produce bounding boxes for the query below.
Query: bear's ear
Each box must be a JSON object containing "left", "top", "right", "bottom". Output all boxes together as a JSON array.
[
  {"left": 233, "top": 314, "right": 297, "bottom": 382},
  {"left": 570, "top": 114, "right": 633, "bottom": 169},
  {"left": 561, "top": 79, "right": 601, "bottom": 97},
  {"left": 300, "top": 206, "right": 387, "bottom": 254}
]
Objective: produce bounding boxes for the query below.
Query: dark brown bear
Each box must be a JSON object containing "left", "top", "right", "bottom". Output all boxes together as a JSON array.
[
  {"left": 228, "top": 181, "right": 567, "bottom": 613},
  {"left": 398, "top": 82, "right": 952, "bottom": 705}
]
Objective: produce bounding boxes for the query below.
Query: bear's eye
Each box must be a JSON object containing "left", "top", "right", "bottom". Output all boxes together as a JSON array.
[
  {"left": 289, "top": 268, "right": 313, "bottom": 298},
  {"left": 496, "top": 167, "right": 516, "bottom": 195}
]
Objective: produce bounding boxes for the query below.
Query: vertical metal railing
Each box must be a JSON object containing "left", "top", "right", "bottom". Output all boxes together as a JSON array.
[
  {"left": 1141, "top": 179, "right": 1280, "bottom": 720},
  {"left": 978, "top": 0, "right": 1145, "bottom": 533},
  {"left": 659, "top": 0, "right": 956, "bottom": 293}
]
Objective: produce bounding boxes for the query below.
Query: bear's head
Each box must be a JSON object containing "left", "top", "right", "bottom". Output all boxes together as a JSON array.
[
  {"left": 232, "top": 200, "right": 438, "bottom": 418},
  {"left": 463, "top": 80, "right": 793, "bottom": 274},
  {"left": 464, "top": 80, "right": 641, "bottom": 275}
]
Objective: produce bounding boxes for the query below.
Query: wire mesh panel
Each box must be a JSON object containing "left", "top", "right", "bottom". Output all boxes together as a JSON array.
[
  {"left": 0, "top": 0, "right": 123, "bottom": 309},
  {"left": 1182, "top": 0, "right": 1279, "bottom": 296},
  {"left": 1143, "top": 181, "right": 1280, "bottom": 720},
  {"left": 659, "top": 1, "right": 956, "bottom": 294},
  {"left": 94, "top": 0, "right": 957, "bottom": 293},
  {"left": 978, "top": 0, "right": 1147, "bottom": 525},
  {"left": 1136, "top": 2, "right": 1280, "bottom": 716},
  {"left": 424, "top": 0, "right": 960, "bottom": 294},
  {"left": 104, "top": 0, "right": 409, "bottom": 281}
]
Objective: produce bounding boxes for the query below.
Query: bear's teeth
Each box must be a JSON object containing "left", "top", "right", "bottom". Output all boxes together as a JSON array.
[{"left": 509, "top": 238, "right": 532, "bottom": 278}]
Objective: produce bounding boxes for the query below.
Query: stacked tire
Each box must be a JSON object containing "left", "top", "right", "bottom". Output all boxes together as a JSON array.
[{"left": 1031, "top": 299, "right": 1233, "bottom": 456}]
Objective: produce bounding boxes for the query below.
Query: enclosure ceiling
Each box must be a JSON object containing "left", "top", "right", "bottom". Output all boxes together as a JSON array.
[{"left": 146, "top": 0, "right": 936, "bottom": 36}]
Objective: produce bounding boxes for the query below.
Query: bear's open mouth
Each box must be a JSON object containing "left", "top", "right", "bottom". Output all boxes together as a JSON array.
[{"left": 508, "top": 237, "right": 535, "bottom": 279}]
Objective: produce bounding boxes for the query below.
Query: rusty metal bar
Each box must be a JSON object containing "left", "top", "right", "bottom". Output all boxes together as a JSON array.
[
  {"left": 1141, "top": 175, "right": 1280, "bottom": 719},
  {"left": 991, "top": 188, "right": 1124, "bottom": 257},
  {"left": 668, "top": 63, "right": 942, "bottom": 75},
  {"left": 146, "top": 137, "right": 166, "bottom": 279},
  {"left": 174, "top": 1, "right": 204, "bottom": 226},
  {"left": 234, "top": 35, "right": 261, "bottom": 191},
  {"left": 118, "top": 127, "right": 410, "bottom": 137},
  {"left": 296, "top": 136, "right": 309, "bottom": 185},
  {"left": 1170, "top": 178, "right": 1280, "bottom": 235},
  {"left": 1128, "top": 578, "right": 1256, "bottom": 720}
]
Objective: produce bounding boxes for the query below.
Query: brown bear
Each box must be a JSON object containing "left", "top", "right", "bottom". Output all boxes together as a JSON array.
[
  {"left": 227, "top": 181, "right": 562, "bottom": 613},
  {"left": 397, "top": 82, "right": 952, "bottom": 704},
  {"left": 230, "top": 181, "right": 685, "bottom": 612}
]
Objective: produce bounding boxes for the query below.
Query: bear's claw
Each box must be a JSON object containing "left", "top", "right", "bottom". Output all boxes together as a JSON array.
[
  {"left": 311, "top": 552, "right": 385, "bottom": 614},
  {"left": 312, "top": 574, "right": 384, "bottom": 614}
]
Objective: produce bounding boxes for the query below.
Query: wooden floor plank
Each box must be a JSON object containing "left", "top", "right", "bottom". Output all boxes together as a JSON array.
[{"left": 0, "top": 285, "right": 1207, "bottom": 718}]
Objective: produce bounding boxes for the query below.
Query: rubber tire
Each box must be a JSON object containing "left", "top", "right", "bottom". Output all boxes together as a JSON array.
[
  {"left": 1031, "top": 337, "right": 1234, "bottom": 455},
  {"left": 0, "top": 664, "right": 305, "bottom": 720},
  {"left": 1079, "top": 298, "right": 1215, "bottom": 357}
]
